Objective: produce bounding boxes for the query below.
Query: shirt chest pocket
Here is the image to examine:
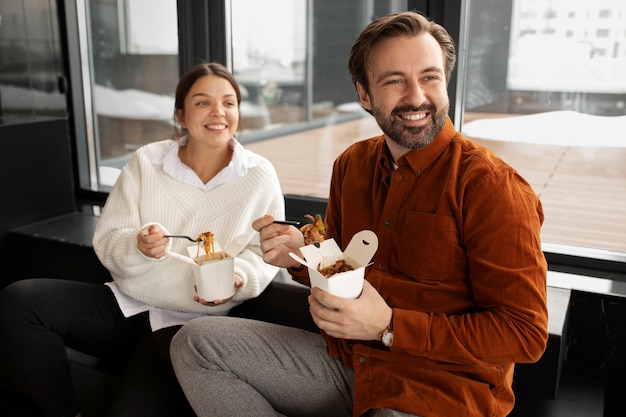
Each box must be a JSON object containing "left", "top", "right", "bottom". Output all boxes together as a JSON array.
[{"left": 397, "top": 211, "right": 465, "bottom": 281}]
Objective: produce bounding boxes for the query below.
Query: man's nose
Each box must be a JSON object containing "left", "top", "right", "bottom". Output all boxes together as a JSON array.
[{"left": 404, "top": 81, "right": 426, "bottom": 105}]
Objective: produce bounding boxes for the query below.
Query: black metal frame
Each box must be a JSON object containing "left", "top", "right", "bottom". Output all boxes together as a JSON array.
[{"left": 177, "top": 0, "right": 228, "bottom": 73}]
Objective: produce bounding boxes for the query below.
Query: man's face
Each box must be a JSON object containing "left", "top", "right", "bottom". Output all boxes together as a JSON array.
[{"left": 357, "top": 33, "right": 450, "bottom": 151}]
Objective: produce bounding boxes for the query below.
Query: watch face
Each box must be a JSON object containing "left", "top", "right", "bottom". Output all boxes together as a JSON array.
[{"left": 382, "top": 331, "right": 394, "bottom": 347}]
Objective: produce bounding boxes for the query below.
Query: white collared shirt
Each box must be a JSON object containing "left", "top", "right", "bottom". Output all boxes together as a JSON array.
[{"left": 159, "top": 135, "right": 262, "bottom": 191}]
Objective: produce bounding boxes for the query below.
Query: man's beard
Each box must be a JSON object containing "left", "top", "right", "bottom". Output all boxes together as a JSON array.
[{"left": 373, "top": 103, "right": 448, "bottom": 150}]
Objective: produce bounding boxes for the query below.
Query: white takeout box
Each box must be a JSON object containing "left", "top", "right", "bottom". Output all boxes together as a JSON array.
[
  {"left": 290, "top": 230, "right": 378, "bottom": 299},
  {"left": 171, "top": 234, "right": 248, "bottom": 302}
]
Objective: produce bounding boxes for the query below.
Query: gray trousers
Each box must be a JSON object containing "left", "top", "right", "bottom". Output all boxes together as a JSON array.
[{"left": 170, "top": 316, "right": 419, "bottom": 417}]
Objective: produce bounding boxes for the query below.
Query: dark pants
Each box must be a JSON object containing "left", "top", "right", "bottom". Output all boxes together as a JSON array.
[{"left": 0, "top": 278, "right": 193, "bottom": 417}]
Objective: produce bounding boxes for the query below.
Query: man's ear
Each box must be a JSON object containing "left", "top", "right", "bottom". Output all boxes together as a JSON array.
[{"left": 356, "top": 82, "right": 372, "bottom": 112}]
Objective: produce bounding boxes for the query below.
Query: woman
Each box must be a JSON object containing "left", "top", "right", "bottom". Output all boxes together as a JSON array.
[{"left": 0, "top": 62, "right": 284, "bottom": 417}]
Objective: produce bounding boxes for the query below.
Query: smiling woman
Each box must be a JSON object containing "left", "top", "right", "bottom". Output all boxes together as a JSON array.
[{"left": 0, "top": 62, "right": 286, "bottom": 417}]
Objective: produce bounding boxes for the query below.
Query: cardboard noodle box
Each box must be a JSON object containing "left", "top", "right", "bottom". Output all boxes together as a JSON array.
[
  {"left": 170, "top": 234, "right": 247, "bottom": 302},
  {"left": 290, "top": 230, "right": 378, "bottom": 299}
]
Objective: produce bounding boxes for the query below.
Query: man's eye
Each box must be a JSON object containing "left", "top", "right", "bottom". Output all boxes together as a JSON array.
[{"left": 381, "top": 79, "right": 402, "bottom": 87}]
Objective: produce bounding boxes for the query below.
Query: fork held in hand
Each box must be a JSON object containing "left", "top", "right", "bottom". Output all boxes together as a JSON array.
[{"left": 164, "top": 235, "right": 199, "bottom": 242}]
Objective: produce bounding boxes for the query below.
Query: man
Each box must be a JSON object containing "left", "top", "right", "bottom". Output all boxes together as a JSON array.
[{"left": 171, "top": 11, "right": 548, "bottom": 417}]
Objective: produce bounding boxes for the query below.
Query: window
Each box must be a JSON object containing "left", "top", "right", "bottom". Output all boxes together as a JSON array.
[
  {"left": 230, "top": 0, "right": 310, "bottom": 137},
  {"left": 72, "top": 0, "right": 407, "bottom": 190},
  {"left": 67, "top": 0, "right": 625, "bottom": 266},
  {"left": 71, "top": 0, "right": 179, "bottom": 190},
  {"left": 460, "top": 0, "right": 626, "bottom": 258},
  {"left": 229, "top": 0, "right": 409, "bottom": 143},
  {"left": 0, "top": 0, "right": 67, "bottom": 122}
]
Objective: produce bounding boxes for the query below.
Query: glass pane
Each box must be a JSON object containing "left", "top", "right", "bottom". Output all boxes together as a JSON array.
[
  {"left": 230, "top": 0, "right": 405, "bottom": 141},
  {"left": 0, "top": 0, "right": 67, "bottom": 122},
  {"left": 461, "top": 0, "right": 626, "bottom": 254},
  {"left": 231, "top": 0, "right": 307, "bottom": 131},
  {"left": 88, "top": 0, "right": 179, "bottom": 187}
]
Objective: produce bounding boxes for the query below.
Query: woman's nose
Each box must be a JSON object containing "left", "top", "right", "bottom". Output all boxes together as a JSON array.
[{"left": 210, "top": 105, "right": 225, "bottom": 116}]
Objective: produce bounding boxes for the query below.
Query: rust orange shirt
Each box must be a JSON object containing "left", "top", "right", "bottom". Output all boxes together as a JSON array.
[{"left": 292, "top": 117, "right": 548, "bottom": 417}]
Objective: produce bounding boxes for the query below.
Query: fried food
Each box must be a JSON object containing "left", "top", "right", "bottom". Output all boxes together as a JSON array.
[
  {"left": 317, "top": 259, "right": 354, "bottom": 278},
  {"left": 300, "top": 214, "right": 326, "bottom": 245}
]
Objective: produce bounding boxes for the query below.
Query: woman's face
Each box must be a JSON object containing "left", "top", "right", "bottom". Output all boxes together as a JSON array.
[{"left": 177, "top": 74, "right": 239, "bottom": 147}]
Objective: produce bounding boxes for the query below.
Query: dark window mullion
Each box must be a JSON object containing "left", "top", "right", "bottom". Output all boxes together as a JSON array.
[{"left": 177, "top": 0, "right": 228, "bottom": 75}]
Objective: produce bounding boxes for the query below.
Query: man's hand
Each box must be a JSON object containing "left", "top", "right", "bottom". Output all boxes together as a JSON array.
[
  {"left": 309, "top": 280, "right": 393, "bottom": 341},
  {"left": 252, "top": 214, "right": 305, "bottom": 268}
]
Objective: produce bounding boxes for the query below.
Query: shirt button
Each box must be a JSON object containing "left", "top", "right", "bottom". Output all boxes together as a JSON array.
[
  {"left": 377, "top": 264, "right": 383, "bottom": 271},
  {"left": 359, "top": 356, "right": 366, "bottom": 363},
  {"left": 384, "top": 220, "right": 391, "bottom": 227}
]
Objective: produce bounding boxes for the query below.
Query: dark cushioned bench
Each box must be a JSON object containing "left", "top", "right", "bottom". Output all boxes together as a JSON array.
[{"left": 1, "top": 194, "right": 572, "bottom": 415}]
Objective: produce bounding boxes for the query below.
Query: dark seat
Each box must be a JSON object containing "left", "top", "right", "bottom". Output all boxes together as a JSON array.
[{"left": 1, "top": 195, "right": 572, "bottom": 415}]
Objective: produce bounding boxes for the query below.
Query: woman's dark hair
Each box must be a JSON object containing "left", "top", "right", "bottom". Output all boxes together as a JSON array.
[
  {"left": 348, "top": 11, "right": 457, "bottom": 95},
  {"left": 173, "top": 62, "right": 242, "bottom": 138}
]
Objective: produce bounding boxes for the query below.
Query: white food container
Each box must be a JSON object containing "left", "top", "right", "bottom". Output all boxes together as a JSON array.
[
  {"left": 171, "top": 234, "right": 247, "bottom": 302},
  {"left": 290, "top": 230, "right": 378, "bottom": 299}
]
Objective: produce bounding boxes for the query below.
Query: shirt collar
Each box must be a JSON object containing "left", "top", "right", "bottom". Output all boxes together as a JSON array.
[
  {"left": 374, "top": 139, "right": 395, "bottom": 188},
  {"left": 376, "top": 116, "right": 457, "bottom": 178},
  {"left": 156, "top": 136, "right": 255, "bottom": 192},
  {"left": 398, "top": 116, "right": 457, "bottom": 175}
]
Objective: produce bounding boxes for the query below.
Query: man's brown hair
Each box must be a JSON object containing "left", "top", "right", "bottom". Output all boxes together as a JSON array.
[{"left": 348, "top": 11, "right": 457, "bottom": 94}]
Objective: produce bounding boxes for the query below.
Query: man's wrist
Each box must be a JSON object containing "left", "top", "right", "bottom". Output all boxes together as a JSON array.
[{"left": 380, "top": 309, "right": 394, "bottom": 347}]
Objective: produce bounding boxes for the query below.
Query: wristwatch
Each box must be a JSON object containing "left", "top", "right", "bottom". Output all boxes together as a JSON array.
[
  {"left": 381, "top": 328, "right": 394, "bottom": 347},
  {"left": 380, "top": 317, "right": 394, "bottom": 347}
]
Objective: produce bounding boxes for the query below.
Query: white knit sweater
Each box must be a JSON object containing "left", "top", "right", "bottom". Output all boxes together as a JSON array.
[{"left": 93, "top": 140, "right": 284, "bottom": 315}]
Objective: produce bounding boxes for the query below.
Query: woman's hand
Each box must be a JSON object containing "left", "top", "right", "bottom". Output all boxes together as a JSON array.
[
  {"left": 193, "top": 274, "right": 244, "bottom": 306},
  {"left": 252, "top": 214, "right": 304, "bottom": 268},
  {"left": 137, "top": 225, "right": 169, "bottom": 259}
]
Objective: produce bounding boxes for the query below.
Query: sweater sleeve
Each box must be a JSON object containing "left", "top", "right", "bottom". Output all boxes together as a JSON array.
[
  {"left": 93, "top": 149, "right": 164, "bottom": 281},
  {"left": 231, "top": 168, "right": 284, "bottom": 301}
]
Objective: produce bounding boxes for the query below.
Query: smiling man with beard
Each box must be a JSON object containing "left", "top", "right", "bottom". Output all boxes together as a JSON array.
[
  {"left": 354, "top": 20, "right": 452, "bottom": 155},
  {"left": 171, "top": 11, "right": 549, "bottom": 417}
]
